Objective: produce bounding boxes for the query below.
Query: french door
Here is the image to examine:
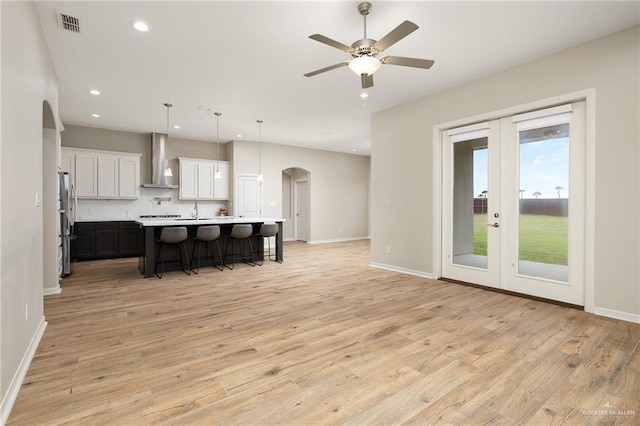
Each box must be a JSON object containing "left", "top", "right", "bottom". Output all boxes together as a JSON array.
[{"left": 442, "top": 102, "right": 585, "bottom": 305}]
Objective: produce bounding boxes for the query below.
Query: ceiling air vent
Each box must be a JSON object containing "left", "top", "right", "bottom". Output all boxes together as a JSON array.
[{"left": 56, "top": 12, "right": 81, "bottom": 33}]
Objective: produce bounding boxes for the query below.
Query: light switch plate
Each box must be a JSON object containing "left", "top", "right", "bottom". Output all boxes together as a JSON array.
[{"left": 35, "top": 192, "right": 42, "bottom": 207}]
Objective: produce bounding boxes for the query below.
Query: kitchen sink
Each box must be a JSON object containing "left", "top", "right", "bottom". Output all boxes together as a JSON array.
[{"left": 175, "top": 218, "right": 214, "bottom": 221}]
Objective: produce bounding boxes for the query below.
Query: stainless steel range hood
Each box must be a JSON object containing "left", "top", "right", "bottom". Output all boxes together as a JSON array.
[{"left": 142, "top": 133, "right": 179, "bottom": 189}]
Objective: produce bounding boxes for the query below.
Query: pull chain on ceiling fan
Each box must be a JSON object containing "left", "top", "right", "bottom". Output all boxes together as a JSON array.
[{"left": 304, "top": 2, "right": 435, "bottom": 89}]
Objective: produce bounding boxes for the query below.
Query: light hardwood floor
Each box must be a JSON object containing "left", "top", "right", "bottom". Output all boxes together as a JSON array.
[{"left": 8, "top": 240, "right": 640, "bottom": 425}]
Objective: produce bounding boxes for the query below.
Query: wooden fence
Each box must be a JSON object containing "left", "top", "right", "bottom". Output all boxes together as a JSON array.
[{"left": 474, "top": 198, "right": 568, "bottom": 217}]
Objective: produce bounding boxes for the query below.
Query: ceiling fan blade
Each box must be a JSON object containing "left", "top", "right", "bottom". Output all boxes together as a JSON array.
[
  {"left": 373, "top": 20, "right": 419, "bottom": 53},
  {"left": 361, "top": 74, "right": 373, "bottom": 89},
  {"left": 304, "top": 62, "right": 349, "bottom": 77},
  {"left": 308, "top": 34, "right": 353, "bottom": 53},
  {"left": 381, "top": 56, "right": 435, "bottom": 69}
]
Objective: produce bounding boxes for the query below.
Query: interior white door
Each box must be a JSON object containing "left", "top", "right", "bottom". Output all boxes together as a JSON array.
[
  {"left": 500, "top": 102, "right": 585, "bottom": 305},
  {"left": 442, "top": 121, "right": 502, "bottom": 288},
  {"left": 236, "top": 174, "right": 262, "bottom": 218},
  {"left": 441, "top": 102, "right": 586, "bottom": 305},
  {"left": 294, "top": 180, "right": 309, "bottom": 242}
]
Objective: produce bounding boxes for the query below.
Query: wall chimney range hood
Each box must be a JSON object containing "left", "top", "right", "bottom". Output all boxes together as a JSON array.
[{"left": 142, "top": 132, "right": 179, "bottom": 189}]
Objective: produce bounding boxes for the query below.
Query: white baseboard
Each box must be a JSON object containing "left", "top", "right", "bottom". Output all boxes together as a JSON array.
[
  {"left": 43, "top": 285, "right": 61, "bottom": 296},
  {"left": 308, "top": 236, "right": 370, "bottom": 244},
  {"left": 593, "top": 307, "right": 640, "bottom": 324},
  {"left": 369, "top": 262, "right": 433, "bottom": 279},
  {"left": 0, "top": 316, "right": 47, "bottom": 425}
]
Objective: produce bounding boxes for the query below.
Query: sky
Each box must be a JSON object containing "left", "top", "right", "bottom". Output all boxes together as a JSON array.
[{"left": 473, "top": 137, "right": 569, "bottom": 199}]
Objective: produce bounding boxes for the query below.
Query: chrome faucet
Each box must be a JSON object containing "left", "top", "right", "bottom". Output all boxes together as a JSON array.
[{"left": 193, "top": 200, "right": 199, "bottom": 220}]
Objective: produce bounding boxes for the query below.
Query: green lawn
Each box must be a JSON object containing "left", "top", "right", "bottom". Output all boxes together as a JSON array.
[{"left": 473, "top": 214, "right": 568, "bottom": 265}]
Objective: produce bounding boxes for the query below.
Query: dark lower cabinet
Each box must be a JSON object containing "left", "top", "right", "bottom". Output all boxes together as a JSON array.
[
  {"left": 119, "top": 222, "right": 144, "bottom": 257},
  {"left": 96, "top": 222, "right": 118, "bottom": 258},
  {"left": 73, "top": 222, "right": 96, "bottom": 260},
  {"left": 72, "top": 221, "right": 143, "bottom": 261}
]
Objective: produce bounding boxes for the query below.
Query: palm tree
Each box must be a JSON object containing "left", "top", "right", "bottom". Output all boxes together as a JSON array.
[
  {"left": 555, "top": 185, "right": 563, "bottom": 198},
  {"left": 533, "top": 191, "right": 541, "bottom": 199}
]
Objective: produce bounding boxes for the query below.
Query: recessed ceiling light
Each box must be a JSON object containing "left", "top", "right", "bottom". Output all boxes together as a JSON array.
[
  {"left": 91, "top": 113, "right": 100, "bottom": 118},
  {"left": 89, "top": 89, "right": 100, "bottom": 95},
  {"left": 236, "top": 134, "right": 243, "bottom": 138},
  {"left": 173, "top": 125, "right": 180, "bottom": 129},
  {"left": 133, "top": 21, "right": 149, "bottom": 32},
  {"left": 352, "top": 148, "right": 357, "bottom": 152}
]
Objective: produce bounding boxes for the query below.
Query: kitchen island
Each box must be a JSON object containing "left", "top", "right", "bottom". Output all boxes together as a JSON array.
[{"left": 135, "top": 217, "right": 284, "bottom": 278}]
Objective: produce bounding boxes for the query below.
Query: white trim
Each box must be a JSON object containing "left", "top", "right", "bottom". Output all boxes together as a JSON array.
[
  {"left": 308, "top": 236, "right": 370, "bottom": 245},
  {"left": 0, "top": 317, "right": 48, "bottom": 425},
  {"left": 369, "top": 262, "right": 433, "bottom": 279},
  {"left": 433, "top": 89, "right": 596, "bottom": 308},
  {"left": 514, "top": 112, "right": 571, "bottom": 132},
  {"left": 447, "top": 122, "right": 491, "bottom": 143},
  {"left": 450, "top": 129, "right": 490, "bottom": 143},
  {"left": 583, "top": 89, "right": 597, "bottom": 313},
  {"left": 593, "top": 307, "right": 640, "bottom": 324},
  {"left": 446, "top": 121, "right": 490, "bottom": 135},
  {"left": 512, "top": 103, "right": 572, "bottom": 123},
  {"left": 43, "top": 285, "right": 61, "bottom": 296}
]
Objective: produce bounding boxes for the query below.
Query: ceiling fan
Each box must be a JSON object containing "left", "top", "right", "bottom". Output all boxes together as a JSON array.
[{"left": 304, "top": 2, "right": 435, "bottom": 89}]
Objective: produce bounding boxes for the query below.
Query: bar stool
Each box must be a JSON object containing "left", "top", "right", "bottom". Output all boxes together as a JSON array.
[
  {"left": 256, "top": 223, "right": 280, "bottom": 266},
  {"left": 155, "top": 227, "right": 190, "bottom": 279},
  {"left": 191, "top": 225, "right": 223, "bottom": 273},
  {"left": 224, "top": 224, "right": 256, "bottom": 270}
]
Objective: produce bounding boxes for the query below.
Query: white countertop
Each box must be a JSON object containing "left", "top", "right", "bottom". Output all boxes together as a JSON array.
[{"left": 134, "top": 217, "right": 284, "bottom": 227}]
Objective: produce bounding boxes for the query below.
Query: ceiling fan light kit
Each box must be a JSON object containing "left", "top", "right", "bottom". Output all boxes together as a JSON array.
[
  {"left": 348, "top": 56, "right": 381, "bottom": 76},
  {"left": 304, "top": 2, "right": 435, "bottom": 89}
]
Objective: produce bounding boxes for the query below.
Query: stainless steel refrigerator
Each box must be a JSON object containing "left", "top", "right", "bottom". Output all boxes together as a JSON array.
[{"left": 59, "top": 171, "right": 76, "bottom": 276}]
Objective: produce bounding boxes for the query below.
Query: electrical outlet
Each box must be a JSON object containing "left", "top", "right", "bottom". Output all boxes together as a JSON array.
[
  {"left": 25, "top": 303, "right": 30, "bottom": 321},
  {"left": 386, "top": 246, "right": 392, "bottom": 254}
]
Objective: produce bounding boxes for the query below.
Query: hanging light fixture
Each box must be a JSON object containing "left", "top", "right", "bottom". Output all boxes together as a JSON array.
[
  {"left": 214, "top": 112, "right": 222, "bottom": 179},
  {"left": 256, "top": 120, "right": 264, "bottom": 182},
  {"left": 163, "top": 103, "right": 173, "bottom": 177}
]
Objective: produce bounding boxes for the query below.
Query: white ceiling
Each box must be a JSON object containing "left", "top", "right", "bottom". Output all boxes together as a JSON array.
[{"left": 36, "top": 1, "right": 639, "bottom": 155}]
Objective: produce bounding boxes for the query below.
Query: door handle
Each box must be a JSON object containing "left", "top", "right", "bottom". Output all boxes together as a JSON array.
[{"left": 488, "top": 222, "right": 500, "bottom": 228}]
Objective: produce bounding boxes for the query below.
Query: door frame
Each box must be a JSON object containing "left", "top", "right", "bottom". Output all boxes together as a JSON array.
[
  {"left": 234, "top": 173, "right": 263, "bottom": 218},
  {"left": 432, "top": 89, "right": 596, "bottom": 312},
  {"left": 293, "top": 179, "right": 309, "bottom": 242}
]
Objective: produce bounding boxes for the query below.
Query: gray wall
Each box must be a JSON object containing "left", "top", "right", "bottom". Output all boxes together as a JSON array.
[
  {"left": 371, "top": 26, "right": 639, "bottom": 318},
  {"left": 231, "top": 140, "right": 370, "bottom": 243},
  {"left": 1, "top": 1, "right": 60, "bottom": 420},
  {"left": 62, "top": 126, "right": 371, "bottom": 242}
]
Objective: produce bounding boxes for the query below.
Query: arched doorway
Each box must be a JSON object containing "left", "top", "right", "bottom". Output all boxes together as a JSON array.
[
  {"left": 282, "top": 167, "right": 310, "bottom": 242},
  {"left": 42, "top": 100, "right": 60, "bottom": 295}
]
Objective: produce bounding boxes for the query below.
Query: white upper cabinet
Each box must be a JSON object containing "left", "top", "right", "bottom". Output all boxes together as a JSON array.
[
  {"left": 97, "top": 154, "right": 119, "bottom": 198},
  {"left": 118, "top": 155, "right": 140, "bottom": 199},
  {"left": 213, "top": 161, "right": 229, "bottom": 200},
  {"left": 74, "top": 150, "right": 98, "bottom": 198},
  {"left": 61, "top": 148, "right": 140, "bottom": 199},
  {"left": 179, "top": 158, "right": 229, "bottom": 200}
]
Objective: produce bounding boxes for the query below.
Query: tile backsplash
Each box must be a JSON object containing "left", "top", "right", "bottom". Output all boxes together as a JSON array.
[{"left": 74, "top": 188, "right": 227, "bottom": 222}]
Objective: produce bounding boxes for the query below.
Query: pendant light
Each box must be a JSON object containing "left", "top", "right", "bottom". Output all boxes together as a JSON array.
[
  {"left": 256, "top": 120, "right": 264, "bottom": 182},
  {"left": 214, "top": 112, "right": 222, "bottom": 179},
  {"left": 163, "top": 103, "right": 173, "bottom": 177}
]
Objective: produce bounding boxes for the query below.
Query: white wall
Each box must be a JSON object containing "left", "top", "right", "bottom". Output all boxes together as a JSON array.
[
  {"left": 1, "top": 1, "right": 60, "bottom": 421},
  {"left": 371, "top": 26, "right": 640, "bottom": 320},
  {"left": 231, "top": 140, "right": 370, "bottom": 243}
]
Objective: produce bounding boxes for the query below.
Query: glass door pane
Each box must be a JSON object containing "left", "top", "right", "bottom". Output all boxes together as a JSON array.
[
  {"left": 517, "top": 123, "right": 569, "bottom": 281},
  {"left": 452, "top": 138, "right": 488, "bottom": 269}
]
